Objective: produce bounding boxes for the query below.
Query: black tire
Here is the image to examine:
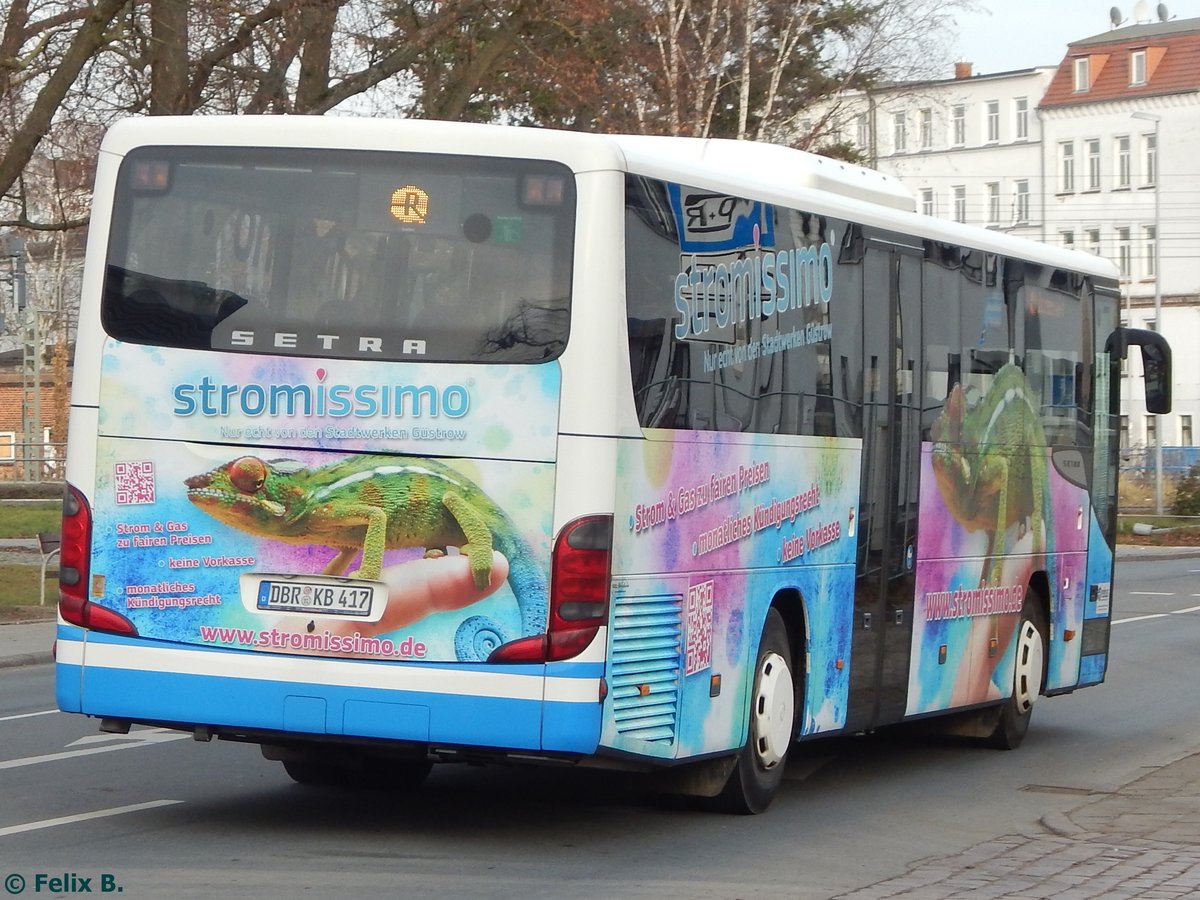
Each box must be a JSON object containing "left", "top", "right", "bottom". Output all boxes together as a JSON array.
[
  {"left": 984, "top": 589, "right": 1048, "bottom": 750},
  {"left": 283, "top": 756, "right": 432, "bottom": 790},
  {"left": 712, "top": 608, "right": 797, "bottom": 814}
]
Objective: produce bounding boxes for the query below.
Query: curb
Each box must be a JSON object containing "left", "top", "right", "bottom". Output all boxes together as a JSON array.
[
  {"left": 1039, "top": 811, "right": 1084, "bottom": 838},
  {"left": 0, "top": 650, "right": 53, "bottom": 670}
]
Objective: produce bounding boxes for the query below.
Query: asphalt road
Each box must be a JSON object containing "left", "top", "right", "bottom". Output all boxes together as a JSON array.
[{"left": 0, "top": 555, "right": 1197, "bottom": 898}]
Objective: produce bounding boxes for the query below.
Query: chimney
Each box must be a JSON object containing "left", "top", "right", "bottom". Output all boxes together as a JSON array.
[{"left": 954, "top": 61, "right": 974, "bottom": 79}]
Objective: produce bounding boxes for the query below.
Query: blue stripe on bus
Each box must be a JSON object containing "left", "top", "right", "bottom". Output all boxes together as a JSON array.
[
  {"left": 57, "top": 624, "right": 87, "bottom": 643},
  {"left": 542, "top": 700, "right": 602, "bottom": 753},
  {"left": 56, "top": 662, "right": 83, "bottom": 713},
  {"left": 77, "top": 665, "right": 546, "bottom": 749}
]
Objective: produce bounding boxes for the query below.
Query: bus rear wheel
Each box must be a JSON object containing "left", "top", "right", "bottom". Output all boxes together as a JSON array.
[
  {"left": 712, "top": 608, "right": 796, "bottom": 814},
  {"left": 984, "top": 590, "right": 1047, "bottom": 750}
]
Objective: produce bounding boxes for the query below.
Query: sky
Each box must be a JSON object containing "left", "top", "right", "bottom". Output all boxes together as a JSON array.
[{"left": 950, "top": 0, "right": 1197, "bottom": 75}]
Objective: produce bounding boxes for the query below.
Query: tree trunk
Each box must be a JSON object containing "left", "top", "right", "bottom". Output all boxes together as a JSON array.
[{"left": 150, "top": 0, "right": 189, "bottom": 115}]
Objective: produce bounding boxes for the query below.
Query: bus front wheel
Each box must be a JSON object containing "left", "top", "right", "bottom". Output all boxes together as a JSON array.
[
  {"left": 984, "top": 591, "right": 1047, "bottom": 750},
  {"left": 712, "top": 608, "right": 796, "bottom": 814}
]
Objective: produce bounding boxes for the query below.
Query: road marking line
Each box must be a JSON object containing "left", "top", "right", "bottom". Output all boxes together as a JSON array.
[
  {"left": 0, "top": 709, "right": 57, "bottom": 723},
  {"left": 1112, "top": 614, "right": 1170, "bottom": 625},
  {"left": 1171, "top": 605, "right": 1200, "bottom": 615},
  {"left": 1128, "top": 591, "right": 1175, "bottom": 596},
  {"left": 0, "top": 733, "right": 190, "bottom": 770},
  {"left": 66, "top": 727, "right": 181, "bottom": 748},
  {"left": 0, "top": 800, "right": 183, "bottom": 838}
]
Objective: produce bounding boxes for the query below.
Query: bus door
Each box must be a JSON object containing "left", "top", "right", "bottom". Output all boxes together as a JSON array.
[{"left": 846, "top": 239, "right": 923, "bottom": 731}]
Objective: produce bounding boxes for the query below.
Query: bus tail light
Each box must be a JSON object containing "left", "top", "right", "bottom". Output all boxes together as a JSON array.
[
  {"left": 58, "top": 483, "right": 137, "bottom": 636},
  {"left": 488, "top": 515, "right": 612, "bottom": 664}
]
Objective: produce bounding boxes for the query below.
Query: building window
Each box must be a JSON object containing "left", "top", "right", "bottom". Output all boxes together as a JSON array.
[
  {"left": 952, "top": 105, "right": 966, "bottom": 146},
  {"left": 919, "top": 108, "right": 933, "bottom": 149},
  {"left": 1182, "top": 414, "right": 1193, "bottom": 446},
  {"left": 892, "top": 111, "right": 907, "bottom": 153},
  {"left": 921, "top": 188, "right": 934, "bottom": 216},
  {"left": 1120, "top": 415, "right": 1129, "bottom": 448},
  {"left": 985, "top": 182, "right": 1000, "bottom": 224},
  {"left": 952, "top": 185, "right": 966, "bottom": 223},
  {"left": 1013, "top": 180, "right": 1030, "bottom": 224},
  {"left": 1116, "top": 135, "right": 1131, "bottom": 188},
  {"left": 855, "top": 114, "right": 870, "bottom": 151},
  {"left": 1086, "top": 138, "right": 1101, "bottom": 191},
  {"left": 1146, "top": 415, "right": 1157, "bottom": 445},
  {"left": 1014, "top": 97, "right": 1029, "bottom": 140},
  {"left": 0, "top": 432, "right": 13, "bottom": 463},
  {"left": 1086, "top": 227, "right": 1101, "bottom": 255},
  {"left": 1061, "top": 229, "right": 1075, "bottom": 249},
  {"left": 1117, "top": 226, "right": 1132, "bottom": 278},
  {"left": 1144, "top": 225, "right": 1157, "bottom": 278},
  {"left": 1144, "top": 132, "right": 1157, "bottom": 185},
  {"left": 1131, "top": 49, "right": 1147, "bottom": 85},
  {"left": 1145, "top": 316, "right": 1157, "bottom": 332},
  {"left": 1074, "top": 56, "right": 1090, "bottom": 92},
  {"left": 986, "top": 100, "right": 1000, "bottom": 142},
  {"left": 1059, "top": 141, "right": 1075, "bottom": 192}
]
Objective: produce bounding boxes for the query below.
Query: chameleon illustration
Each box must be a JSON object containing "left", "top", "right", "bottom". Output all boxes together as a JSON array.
[
  {"left": 184, "top": 454, "right": 547, "bottom": 660},
  {"left": 930, "top": 363, "right": 1053, "bottom": 584}
]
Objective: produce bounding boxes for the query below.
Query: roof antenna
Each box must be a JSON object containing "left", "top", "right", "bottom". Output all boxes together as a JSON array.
[{"left": 1110, "top": 5, "right": 1125, "bottom": 27}]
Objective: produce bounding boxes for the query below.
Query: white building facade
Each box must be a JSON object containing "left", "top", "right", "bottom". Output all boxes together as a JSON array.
[
  {"left": 832, "top": 64, "right": 1056, "bottom": 243},
  {"left": 815, "top": 16, "right": 1200, "bottom": 467},
  {"left": 1039, "top": 18, "right": 1200, "bottom": 458}
]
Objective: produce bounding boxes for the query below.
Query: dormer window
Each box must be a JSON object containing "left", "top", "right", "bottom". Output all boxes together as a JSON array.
[
  {"left": 1073, "top": 56, "right": 1090, "bottom": 92},
  {"left": 1131, "top": 49, "right": 1147, "bottom": 85}
]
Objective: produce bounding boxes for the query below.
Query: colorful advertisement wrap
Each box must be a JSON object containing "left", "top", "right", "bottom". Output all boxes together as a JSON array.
[
  {"left": 99, "top": 341, "right": 559, "bottom": 463},
  {"left": 93, "top": 342, "right": 559, "bottom": 663},
  {"left": 606, "top": 430, "right": 861, "bottom": 759},
  {"left": 909, "top": 365, "right": 1095, "bottom": 715}
]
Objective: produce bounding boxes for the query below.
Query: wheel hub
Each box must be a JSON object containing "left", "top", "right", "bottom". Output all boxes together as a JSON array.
[
  {"left": 1013, "top": 619, "right": 1044, "bottom": 715},
  {"left": 752, "top": 651, "right": 794, "bottom": 769}
]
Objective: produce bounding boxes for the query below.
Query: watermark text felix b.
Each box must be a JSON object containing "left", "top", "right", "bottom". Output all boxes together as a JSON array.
[{"left": 4, "top": 872, "right": 123, "bottom": 894}]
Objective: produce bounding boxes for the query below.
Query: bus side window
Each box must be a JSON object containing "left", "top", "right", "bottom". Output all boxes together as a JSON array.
[
  {"left": 920, "top": 243, "right": 962, "bottom": 438},
  {"left": 1025, "top": 271, "right": 1085, "bottom": 448}
]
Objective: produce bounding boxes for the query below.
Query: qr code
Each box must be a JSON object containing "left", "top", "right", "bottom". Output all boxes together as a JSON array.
[
  {"left": 114, "top": 461, "right": 156, "bottom": 505},
  {"left": 685, "top": 580, "right": 714, "bottom": 676}
]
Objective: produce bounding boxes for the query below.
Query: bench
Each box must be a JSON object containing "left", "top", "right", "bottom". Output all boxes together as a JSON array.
[{"left": 38, "top": 531, "right": 61, "bottom": 607}]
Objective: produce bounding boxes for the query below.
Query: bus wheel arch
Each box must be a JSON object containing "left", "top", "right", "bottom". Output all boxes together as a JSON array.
[
  {"left": 712, "top": 594, "right": 806, "bottom": 814},
  {"left": 983, "top": 577, "right": 1049, "bottom": 750}
]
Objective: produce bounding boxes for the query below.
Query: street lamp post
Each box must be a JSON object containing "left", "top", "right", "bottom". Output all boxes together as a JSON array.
[{"left": 1132, "top": 110, "right": 1163, "bottom": 514}]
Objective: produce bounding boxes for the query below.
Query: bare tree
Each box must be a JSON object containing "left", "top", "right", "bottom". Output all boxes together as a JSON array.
[{"left": 0, "top": 0, "right": 979, "bottom": 232}]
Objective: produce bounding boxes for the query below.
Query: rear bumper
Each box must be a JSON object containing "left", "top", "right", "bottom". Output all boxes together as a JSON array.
[{"left": 55, "top": 626, "right": 602, "bottom": 754}]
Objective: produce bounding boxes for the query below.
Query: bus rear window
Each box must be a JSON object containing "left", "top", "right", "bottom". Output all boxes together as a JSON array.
[{"left": 102, "top": 147, "right": 575, "bottom": 363}]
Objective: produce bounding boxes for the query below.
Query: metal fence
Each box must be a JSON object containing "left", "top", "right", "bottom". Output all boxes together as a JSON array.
[
  {"left": 1121, "top": 445, "right": 1200, "bottom": 478},
  {"left": 0, "top": 439, "right": 66, "bottom": 484}
]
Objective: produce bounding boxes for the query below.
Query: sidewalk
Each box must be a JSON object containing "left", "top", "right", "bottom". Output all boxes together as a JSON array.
[
  {"left": 0, "top": 537, "right": 57, "bottom": 668},
  {"left": 0, "top": 619, "right": 54, "bottom": 669},
  {"left": 837, "top": 754, "right": 1200, "bottom": 898}
]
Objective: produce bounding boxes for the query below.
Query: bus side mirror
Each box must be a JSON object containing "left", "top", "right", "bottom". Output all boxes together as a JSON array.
[{"left": 1108, "top": 327, "right": 1172, "bottom": 414}]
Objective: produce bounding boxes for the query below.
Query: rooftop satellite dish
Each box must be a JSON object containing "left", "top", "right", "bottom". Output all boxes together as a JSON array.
[
  {"left": 1111, "top": 5, "right": 1123, "bottom": 26},
  {"left": 1134, "top": 0, "right": 1149, "bottom": 22},
  {"left": 1158, "top": 2, "right": 1170, "bottom": 21}
]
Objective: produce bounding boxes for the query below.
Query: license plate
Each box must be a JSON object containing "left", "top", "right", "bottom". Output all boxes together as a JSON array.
[{"left": 256, "top": 579, "right": 375, "bottom": 617}]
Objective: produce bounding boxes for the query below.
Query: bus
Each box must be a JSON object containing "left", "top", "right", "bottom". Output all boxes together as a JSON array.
[{"left": 56, "top": 117, "right": 1171, "bottom": 814}]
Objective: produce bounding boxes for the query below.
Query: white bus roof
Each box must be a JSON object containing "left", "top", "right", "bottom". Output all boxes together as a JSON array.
[{"left": 101, "top": 116, "right": 1118, "bottom": 282}]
